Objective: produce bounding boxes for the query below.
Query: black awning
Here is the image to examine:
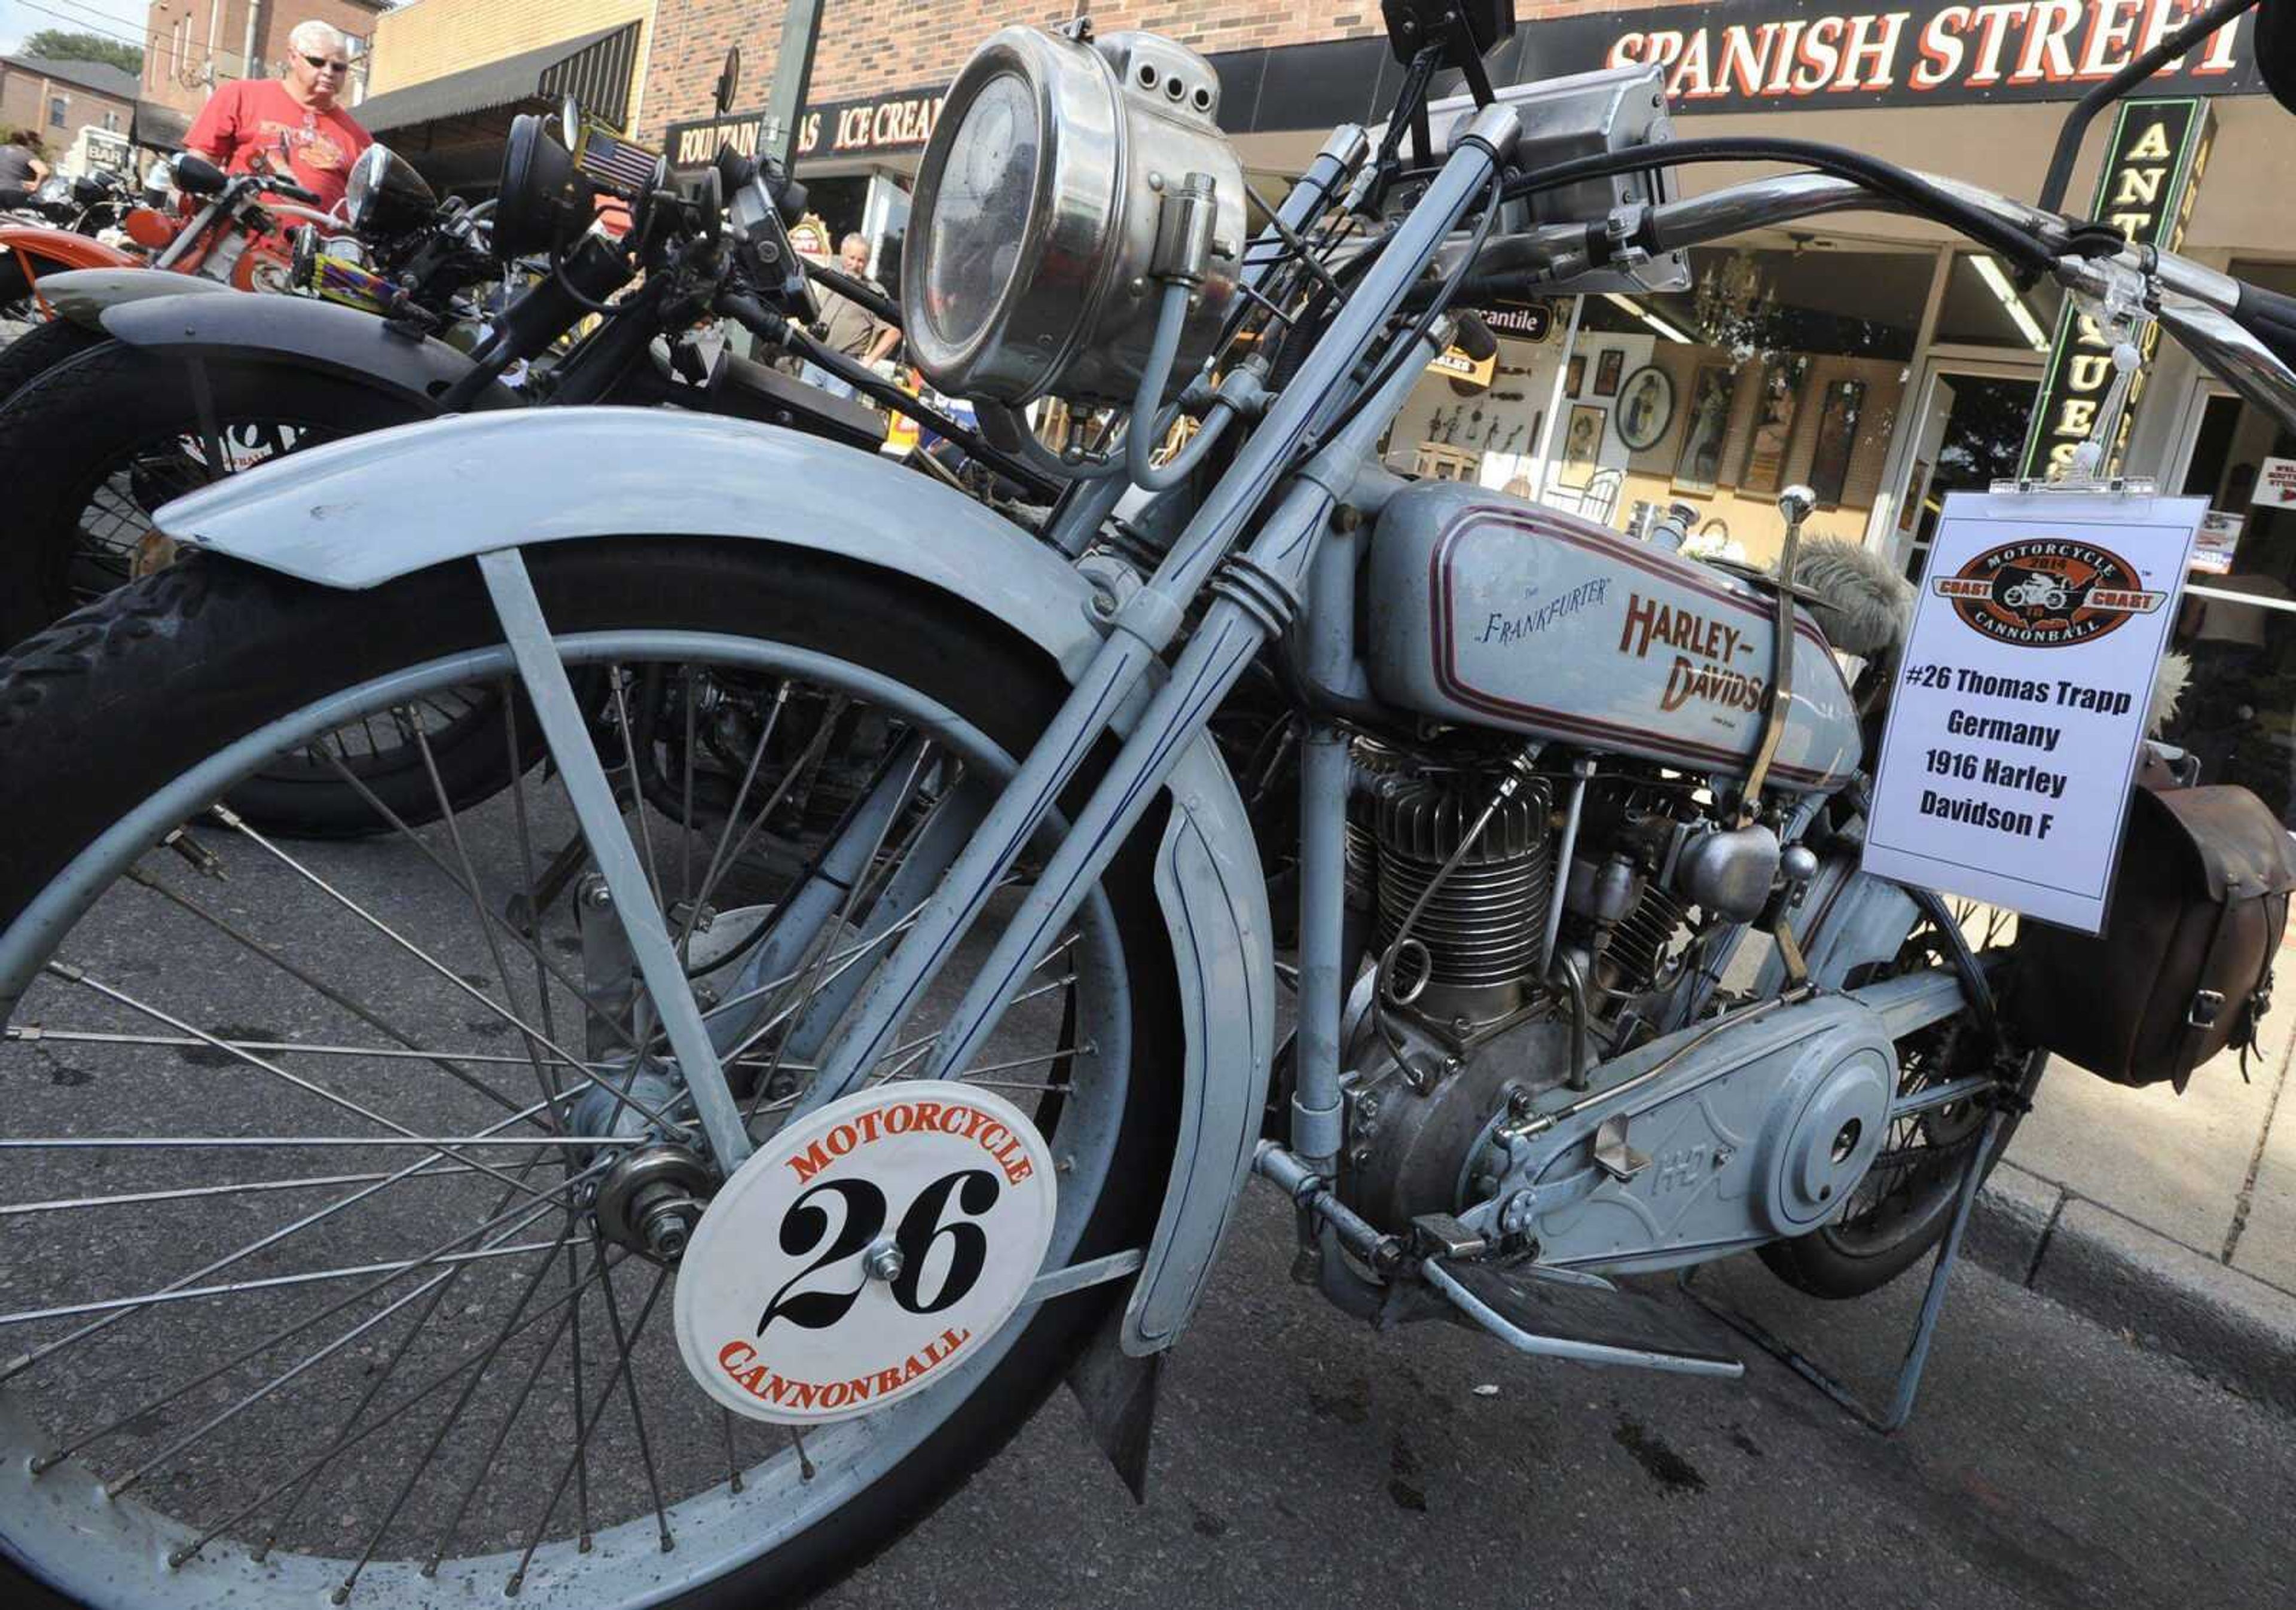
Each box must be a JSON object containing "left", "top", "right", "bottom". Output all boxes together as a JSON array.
[
  {"left": 356, "top": 22, "right": 642, "bottom": 136},
  {"left": 133, "top": 100, "right": 192, "bottom": 152}
]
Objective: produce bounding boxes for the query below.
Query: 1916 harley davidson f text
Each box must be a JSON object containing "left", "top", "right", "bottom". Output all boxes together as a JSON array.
[{"left": 4, "top": 2, "right": 2296, "bottom": 1606}]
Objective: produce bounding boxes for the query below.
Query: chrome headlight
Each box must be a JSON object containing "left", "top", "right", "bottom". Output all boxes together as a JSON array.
[
  {"left": 344, "top": 143, "right": 436, "bottom": 238},
  {"left": 902, "top": 28, "right": 1244, "bottom": 408}
]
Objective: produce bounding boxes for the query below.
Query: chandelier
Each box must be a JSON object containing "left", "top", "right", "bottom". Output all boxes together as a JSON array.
[{"left": 1692, "top": 248, "right": 1776, "bottom": 349}]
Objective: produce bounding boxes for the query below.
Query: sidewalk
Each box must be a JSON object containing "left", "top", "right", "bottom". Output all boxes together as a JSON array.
[{"left": 1965, "top": 964, "right": 2296, "bottom": 1411}]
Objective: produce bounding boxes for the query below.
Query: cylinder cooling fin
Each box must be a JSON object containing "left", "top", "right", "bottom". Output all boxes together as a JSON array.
[{"left": 1348, "top": 741, "right": 1553, "bottom": 1026}]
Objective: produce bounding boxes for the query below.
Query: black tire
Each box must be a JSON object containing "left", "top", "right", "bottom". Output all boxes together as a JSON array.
[
  {"left": 0, "top": 341, "right": 538, "bottom": 835},
  {"left": 0, "top": 314, "right": 101, "bottom": 409},
  {"left": 0, "top": 540, "right": 1180, "bottom": 1608},
  {"left": 1758, "top": 1045, "right": 2045, "bottom": 1300}
]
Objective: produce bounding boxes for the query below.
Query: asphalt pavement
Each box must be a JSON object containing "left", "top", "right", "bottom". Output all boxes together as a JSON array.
[{"left": 823, "top": 1186, "right": 2295, "bottom": 1610}]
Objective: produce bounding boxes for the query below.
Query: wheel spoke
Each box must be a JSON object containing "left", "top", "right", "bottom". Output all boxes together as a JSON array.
[
  {"left": 504, "top": 1262, "right": 672, "bottom": 1594},
  {"left": 677, "top": 679, "right": 791, "bottom": 957},
  {"left": 56, "top": 1174, "right": 589, "bottom": 1493},
  {"left": 206, "top": 802, "right": 691, "bottom": 1140},
  {"left": 45, "top": 961, "right": 573, "bottom": 1211},
  {"left": 594, "top": 1245, "right": 674, "bottom": 1553},
  {"left": 301, "top": 747, "right": 655, "bottom": 1068},
  {"left": 408, "top": 720, "right": 573, "bottom": 1123},
  {"left": 0, "top": 1088, "right": 584, "bottom": 1383},
  {"left": 0, "top": 1235, "right": 567, "bottom": 1328},
  {"left": 0, "top": 1161, "right": 489, "bottom": 1218},
  {"left": 329, "top": 1217, "right": 585, "bottom": 1602},
  {"left": 8, "top": 1024, "right": 603, "bottom": 1072},
  {"left": 608, "top": 666, "right": 667, "bottom": 914},
  {"left": 172, "top": 1245, "right": 625, "bottom": 1569},
  {"left": 124, "top": 863, "right": 538, "bottom": 1117}
]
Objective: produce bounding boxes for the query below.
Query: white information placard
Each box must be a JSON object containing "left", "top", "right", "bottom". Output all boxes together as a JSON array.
[{"left": 1863, "top": 490, "right": 2204, "bottom": 933}]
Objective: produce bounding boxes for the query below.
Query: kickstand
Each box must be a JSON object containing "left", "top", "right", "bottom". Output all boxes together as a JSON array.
[{"left": 1676, "top": 1107, "right": 2004, "bottom": 1434}]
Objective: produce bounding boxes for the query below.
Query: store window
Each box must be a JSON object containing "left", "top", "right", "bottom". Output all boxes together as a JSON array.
[
  {"left": 1553, "top": 242, "right": 1932, "bottom": 566},
  {"left": 2163, "top": 295, "right": 2296, "bottom": 825},
  {"left": 1932, "top": 252, "right": 2063, "bottom": 352}
]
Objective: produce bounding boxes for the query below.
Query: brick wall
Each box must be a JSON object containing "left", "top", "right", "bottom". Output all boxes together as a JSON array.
[
  {"left": 640, "top": 2, "right": 1702, "bottom": 144},
  {"left": 1, "top": 64, "right": 136, "bottom": 149},
  {"left": 141, "top": 1, "right": 392, "bottom": 119},
  {"left": 367, "top": 0, "right": 656, "bottom": 106}
]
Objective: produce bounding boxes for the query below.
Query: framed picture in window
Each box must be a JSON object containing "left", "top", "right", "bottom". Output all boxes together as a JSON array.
[
  {"left": 1670, "top": 362, "right": 1735, "bottom": 495},
  {"left": 1593, "top": 347, "right": 1624, "bottom": 397},
  {"left": 1558, "top": 404, "right": 1607, "bottom": 488},
  {"left": 1614, "top": 365, "right": 1674, "bottom": 451},
  {"left": 1736, "top": 354, "right": 1809, "bottom": 494},
  {"left": 1566, "top": 355, "right": 1586, "bottom": 398},
  {"left": 1808, "top": 378, "right": 1867, "bottom": 506}
]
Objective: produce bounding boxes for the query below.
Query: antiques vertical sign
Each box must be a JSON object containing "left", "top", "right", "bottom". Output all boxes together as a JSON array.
[
  {"left": 2019, "top": 97, "right": 2214, "bottom": 478},
  {"left": 1863, "top": 489, "right": 2203, "bottom": 931}
]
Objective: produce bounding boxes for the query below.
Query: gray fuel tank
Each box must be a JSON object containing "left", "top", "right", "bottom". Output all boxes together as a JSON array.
[{"left": 1364, "top": 482, "right": 1860, "bottom": 790}]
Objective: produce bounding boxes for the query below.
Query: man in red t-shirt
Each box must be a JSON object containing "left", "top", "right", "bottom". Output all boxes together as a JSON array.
[{"left": 183, "top": 19, "right": 372, "bottom": 215}]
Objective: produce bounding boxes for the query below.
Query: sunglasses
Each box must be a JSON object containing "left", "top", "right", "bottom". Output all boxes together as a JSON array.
[{"left": 300, "top": 54, "right": 350, "bottom": 73}]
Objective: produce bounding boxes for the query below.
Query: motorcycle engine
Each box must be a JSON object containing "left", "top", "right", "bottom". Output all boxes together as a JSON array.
[{"left": 1336, "top": 737, "right": 1797, "bottom": 1232}]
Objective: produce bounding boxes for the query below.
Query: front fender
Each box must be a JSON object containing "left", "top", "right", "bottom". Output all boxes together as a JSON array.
[
  {"left": 156, "top": 407, "right": 1274, "bottom": 1354},
  {"left": 30, "top": 265, "right": 235, "bottom": 329},
  {"left": 99, "top": 291, "right": 521, "bottom": 414}
]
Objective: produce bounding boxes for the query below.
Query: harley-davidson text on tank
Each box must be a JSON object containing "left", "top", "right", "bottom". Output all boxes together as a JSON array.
[
  {"left": 1930, "top": 537, "right": 2168, "bottom": 647},
  {"left": 1363, "top": 483, "right": 1861, "bottom": 789},
  {"left": 672, "top": 1083, "right": 1058, "bottom": 1425}
]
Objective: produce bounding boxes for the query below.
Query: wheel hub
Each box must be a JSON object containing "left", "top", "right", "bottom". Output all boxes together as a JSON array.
[{"left": 594, "top": 1142, "right": 715, "bottom": 1263}]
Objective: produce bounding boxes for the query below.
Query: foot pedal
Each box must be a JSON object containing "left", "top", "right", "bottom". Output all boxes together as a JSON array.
[{"left": 1424, "top": 1257, "right": 1744, "bottom": 1379}]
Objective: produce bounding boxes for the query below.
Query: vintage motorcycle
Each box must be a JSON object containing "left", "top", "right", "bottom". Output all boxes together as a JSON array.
[
  {"left": 0, "top": 149, "right": 350, "bottom": 396},
  {"left": 2, "top": 3, "right": 2294, "bottom": 1606},
  {"left": 0, "top": 108, "right": 1034, "bottom": 845}
]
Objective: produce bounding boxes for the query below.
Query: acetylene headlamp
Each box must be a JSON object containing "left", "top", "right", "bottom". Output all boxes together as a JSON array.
[{"left": 900, "top": 26, "right": 1245, "bottom": 408}]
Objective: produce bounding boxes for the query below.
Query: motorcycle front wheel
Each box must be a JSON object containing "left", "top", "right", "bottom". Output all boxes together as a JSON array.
[{"left": 0, "top": 540, "right": 1177, "bottom": 1609}]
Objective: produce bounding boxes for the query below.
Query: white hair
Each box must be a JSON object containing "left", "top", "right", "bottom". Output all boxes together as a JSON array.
[{"left": 288, "top": 19, "right": 347, "bottom": 57}]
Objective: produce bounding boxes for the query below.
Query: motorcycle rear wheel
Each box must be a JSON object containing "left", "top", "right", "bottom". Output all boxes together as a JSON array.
[
  {"left": 0, "top": 314, "right": 101, "bottom": 410},
  {"left": 0, "top": 340, "right": 532, "bottom": 836},
  {"left": 0, "top": 540, "right": 1176, "bottom": 1608},
  {"left": 1758, "top": 912, "right": 2043, "bottom": 1300}
]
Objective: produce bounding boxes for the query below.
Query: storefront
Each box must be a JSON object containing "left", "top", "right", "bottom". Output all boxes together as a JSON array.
[
  {"left": 660, "top": 85, "right": 935, "bottom": 282},
  {"left": 356, "top": 1, "right": 651, "bottom": 197},
  {"left": 644, "top": 1, "right": 2291, "bottom": 811}
]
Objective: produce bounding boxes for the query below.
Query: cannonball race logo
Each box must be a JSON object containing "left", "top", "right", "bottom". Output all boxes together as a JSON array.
[
  {"left": 1931, "top": 538, "right": 2165, "bottom": 647},
  {"left": 673, "top": 1083, "right": 1057, "bottom": 1425}
]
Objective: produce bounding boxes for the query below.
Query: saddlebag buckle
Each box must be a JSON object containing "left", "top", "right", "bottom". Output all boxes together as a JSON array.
[{"left": 2188, "top": 989, "right": 2227, "bottom": 1029}]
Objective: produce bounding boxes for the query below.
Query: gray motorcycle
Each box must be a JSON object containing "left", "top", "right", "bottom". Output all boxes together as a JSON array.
[{"left": 3, "top": 3, "right": 2295, "bottom": 1606}]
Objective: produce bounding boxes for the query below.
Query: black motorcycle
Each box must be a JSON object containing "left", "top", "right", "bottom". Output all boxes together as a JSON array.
[{"left": 0, "top": 92, "right": 1051, "bottom": 841}]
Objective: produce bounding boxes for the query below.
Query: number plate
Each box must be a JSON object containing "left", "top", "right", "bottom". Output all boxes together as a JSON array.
[{"left": 672, "top": 1082, "right": 1058, "bottom": 1424}]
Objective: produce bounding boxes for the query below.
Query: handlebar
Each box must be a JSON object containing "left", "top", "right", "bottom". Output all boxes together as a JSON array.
[{"left": 255, "top": 176, "right": 323, "bottom": 207}]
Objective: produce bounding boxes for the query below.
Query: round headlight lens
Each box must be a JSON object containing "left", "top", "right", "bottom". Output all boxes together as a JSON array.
[
  {"left": 344, "top": 145, "right": 381, "bottom": 232},
  {"left": 921, "top": 73, "right": 1039, "bottom": 350}
]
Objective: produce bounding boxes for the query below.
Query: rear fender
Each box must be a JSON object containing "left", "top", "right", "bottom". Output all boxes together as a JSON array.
[
  {"left": 99, "top": 291, "right": 521, "bottom": 414},
  {"left": 155, "top": 407, "right": 1276, "bottom": 1356},
  {"left": 29, "top": 265, "right": 235, "bottom": 331}
]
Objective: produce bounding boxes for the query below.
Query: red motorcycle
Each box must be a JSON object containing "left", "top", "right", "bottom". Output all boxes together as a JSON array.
[{"left": 0, "top": 152, "right": 338, "bottom": 322}]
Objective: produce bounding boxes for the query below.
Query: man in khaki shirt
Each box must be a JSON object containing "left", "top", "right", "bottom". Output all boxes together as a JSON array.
[{"left": 803, "top": 233, "right": 900, "bottom": 400}]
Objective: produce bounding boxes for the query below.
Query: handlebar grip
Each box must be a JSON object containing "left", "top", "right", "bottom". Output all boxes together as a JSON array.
[
  {"left": 2234, "top": 280, "right": 2296, "bottom": 372},
  {"left": 265, "top": 178, "right": 323, "bottom": 206}
]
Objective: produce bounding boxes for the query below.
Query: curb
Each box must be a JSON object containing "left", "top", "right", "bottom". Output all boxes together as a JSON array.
[{"left": 1965, "top": 1160, "right": 2296, "bottom": 1414}]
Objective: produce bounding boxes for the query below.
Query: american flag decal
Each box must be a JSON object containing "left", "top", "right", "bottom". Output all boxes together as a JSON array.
[{"left": 574, "top": 126, "right": 660, "bottom": 197}]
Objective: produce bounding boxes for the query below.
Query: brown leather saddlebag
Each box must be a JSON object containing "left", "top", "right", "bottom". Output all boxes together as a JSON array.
[{"left": 2011, "top": 784, "right": 2296, "bottom": 1090}]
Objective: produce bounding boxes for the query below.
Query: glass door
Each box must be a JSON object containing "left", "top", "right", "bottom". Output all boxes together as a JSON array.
[
  {"left": 1885, "top": 358, "right": 2042, "bottom": 581},
  {"left": 2165, "top": 385, "right": 2296, "bottom": 824}
]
